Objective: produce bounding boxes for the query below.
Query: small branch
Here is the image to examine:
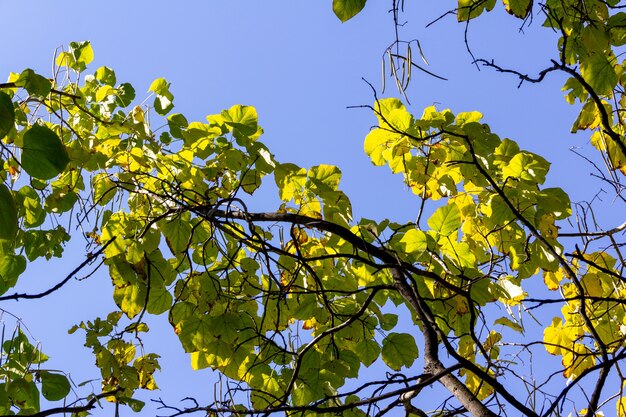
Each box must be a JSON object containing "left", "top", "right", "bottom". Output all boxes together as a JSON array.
[
  {"left": 559, "top": 220, "right": 626, "bottom": 237},
  {"left": 475, "top": 59, "right": 560, "bottom": 87},
  {"left": 0, "top": 82, "right": 81, "bottom": 100},
  {"left": 23, "top": 389, "right": 121, "bottom": 417},
  {"left": 554, "top": 60, "right": 626, "bottom": 159},
  {"left": 0, "top": 237, "right": 116, "bottom": 302}
]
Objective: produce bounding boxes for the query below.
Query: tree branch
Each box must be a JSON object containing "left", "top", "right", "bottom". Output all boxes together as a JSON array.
[{"left": 0, "top": 237, "right": 116, "bottom": 302}]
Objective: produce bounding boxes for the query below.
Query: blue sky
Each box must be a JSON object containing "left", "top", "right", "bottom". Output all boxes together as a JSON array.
[{"left": 0, "top": 1, "right": 614, "bottom": 415}]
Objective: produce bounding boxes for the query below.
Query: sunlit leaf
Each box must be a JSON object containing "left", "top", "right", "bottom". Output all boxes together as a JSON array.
[
  {"left": 502, "top": 151, "right": 549, "bottom": 184},
  {"left": 494, "top": 316, "right": 523, "bottom": 333},
  {"left": 428, "top": 204, "right": 461, "bottom": 236},
  {"left": 543, "top": 317, "right": 575, "bottom": 355},
  {"left": 400, "top": 229, "right": 428, "bottom": 255},
  {"left": 149, "top": 78, "right": 174, "bottom": 115},
  {"left": 580, "top": 53, "right": 617, "bottom": 96},
  {"left": 14, "top": 69, "right": 51, "bottom": 97}
]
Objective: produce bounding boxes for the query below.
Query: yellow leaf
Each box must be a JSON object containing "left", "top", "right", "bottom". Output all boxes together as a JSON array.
[
  {"left": 581, "top": 273, "right": 604, "bottom": 298},
  {"left": 563, "top": 343, "right": 596, "bottom": 379},
  {"left": 617, "top": 396, "right": 626, "bottom": 417},
  {"left": 454, "top": 297, "right": 470, "bottom": 314},
  {"left": 132, "top": 105, "right": 145, "bottom": 123},
  {"left": 538, "top": 213, "right": 558, "bottom": 238},
  {"left": 543, "top": 317, "right": 575, "bottom": 355},
  {"left": 302, "top": 318, "right": 317, "bottom": 330},
  {"left": 458, "top": 336, "right": 475, "bottom": 360},
  {"left": 497, "top": 276, "right": 526, "bottom": 305},
  {"left": 462, "top": 368, "right": 493, "bottom": 400},
  {"left": 543, "top": 270, "right": 562, "bottom": 291}
]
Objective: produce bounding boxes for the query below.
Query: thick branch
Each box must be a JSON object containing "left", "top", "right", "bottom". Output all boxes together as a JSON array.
[{"left": 199, "top": 206, "right": 501, "bottom": 417}]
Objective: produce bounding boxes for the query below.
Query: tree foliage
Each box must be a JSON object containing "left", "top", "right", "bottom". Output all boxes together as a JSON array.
[{"left": 1, "top": 1, "right": 626, "bottom": 417}]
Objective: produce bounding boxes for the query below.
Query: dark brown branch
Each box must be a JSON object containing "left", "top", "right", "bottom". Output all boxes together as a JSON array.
[
  {"left": 475, "top": 59, "right": 560, "bottom": 87},
  {"left": 477, "top": 58, "right": 626, "bottom": 160},
  {"left": 0, "top": 82, "right": 81, "bottom": 100},
  {"left": 554, "top": 60, "right": 626, "bottom": 160},
  {"left": 0, "top": 237, "right": 116, "bottom": 302},
  {"left": 20, "top": 389, "right": 121, "bottom": 417},
  {"left": 153, "top": 366, "right": 462, "bottom": 417}
]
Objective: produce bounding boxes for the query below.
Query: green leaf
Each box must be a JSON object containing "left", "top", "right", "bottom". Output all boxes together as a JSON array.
[
  {"left": 502, "top": 151, "right": 549, "bottom": 184},
  {"left": 400, "top": 229, "right": 428, "bottom": 255},
  {"left": 115, "top": 82, "right": 136, "bottom": 107},
  {"left": 220, "top": 105, "right": 260, "bottom": 140},
  {"left": 494, "top": 316, "right": 524, "bottom": 333},
  {"left": 7, "top": 379, "right": 40, "bottom": 413},
  {"left": 69, "top": 41, "right": 94, "bottom": 69},
  {"left": 40, "top": 371, "right": 70, "bottom": 401},
  {"left": 147, "top": 286, "right": 173, "bottom": 315},
  {"left": 17, "top": 186, "right": 46, "bottom": 228},
  {"left": 609, "top": 13, "right": 626, "bottom": 46},
  {"left": 92, "top": 173, "right": 117, "bottom": 206},
  {"left": 0, "top": 184, "right": 18, "bottom": 241},
  {"left": 355, "top": 339, "right": 380, "bottom": 367},
  {"left": 502, "top": 0, "right": 532, "bottom": 18},
  {"left": 428, "top": 204, "right": 462, "bottom": 236},
  {"left": 580, "top": 53, "right": 618, "bottom": 96},
  {"left": 457, "top": 0, "right": 496, "bottom": 21},
  {"left": 94, "top": 66, "right": 116, "bottom": 86},
  {"left": 21, "top": 125, "right": 70, "bottom": 180},
  {"left": 119, "top": 397, "right": 145, "bottom": 412},
  {"left": 381, "top": 332, "right": 418, "bottom": 371},
  {"left": 113, "top": 282, "right": 146, "bottom": 319},
  {"left": 15, "top": 69, "right": 52, "bottom": 97},
  {"left": 308, "top": 164, "right": 342, "bottom": 191},
  {"left": 167, "top": 113, "right": 188, "bottom": 139},
  {"left": 380, "top": 313, "right": 398, "bottom": 331},
  {"left": 159, "top": 213, "right": 192, "bottom": 254},
  {"left": 537, "top": 187, "right": 571, "bottom": 219},
  {"left": 0, "top": 254, "right": 26, "bottom": 294},
  {"left": 0, "top": 91, "right": 15, "bottom": 138},
  {"left": 148, "top": 78, "right": 174, "bottom": 115},
  {"left": 332, "top": 0, "right": 366, "bottom": 22}
]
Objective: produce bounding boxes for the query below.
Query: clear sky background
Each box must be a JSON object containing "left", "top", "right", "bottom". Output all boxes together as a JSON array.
[{"left": 0, "top": 1, "right": 614, "bottom": 415}]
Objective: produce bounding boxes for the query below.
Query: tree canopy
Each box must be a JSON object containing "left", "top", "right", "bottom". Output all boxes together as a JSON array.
[{"left": 1, "top": 1, "right": 626, "bottom": 416}]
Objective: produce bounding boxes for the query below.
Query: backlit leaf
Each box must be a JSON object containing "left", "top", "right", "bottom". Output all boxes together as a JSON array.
[
  {"left": 400, "top": 229, "right": 428, "bottom": 255},
  {"left": 381, "top": 332, "right": 418, "bottom": 371},
  {"left": 502, "top": 151, "right": 549, "bottom": 184},
  {"left": 15, "top": 69, "right": 51, "bottom": 97},
  {"left": 580, "top": 53, "right": 617, "bottom": 97},
  {"left": 428, "top": 204, "right": 461, "bottom": 236},
  {"left": 149, "top": 78, "right": 174, "bottom": 115}
]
